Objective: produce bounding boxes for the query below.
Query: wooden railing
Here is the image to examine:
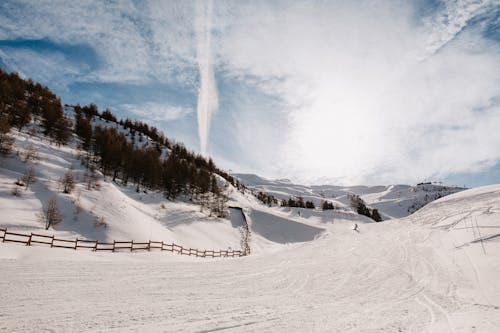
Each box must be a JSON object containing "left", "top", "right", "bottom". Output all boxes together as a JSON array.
[{"left": 0, "top": 228, "right": 248, "bottom": 258}]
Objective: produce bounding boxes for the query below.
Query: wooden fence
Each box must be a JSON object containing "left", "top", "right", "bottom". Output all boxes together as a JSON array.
[{"left": 0, "top": 228, "right": 248, "bottom": 258}]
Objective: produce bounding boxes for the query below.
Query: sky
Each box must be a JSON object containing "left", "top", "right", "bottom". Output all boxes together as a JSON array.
[{"left": 0, "top": 0, "right": 499, "bottom": 187}]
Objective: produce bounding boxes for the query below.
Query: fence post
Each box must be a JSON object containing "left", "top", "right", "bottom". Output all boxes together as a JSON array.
[
  {"left": 27, "top": 233, "right": 32, "bottom": 246},
  {"left": 130, "top": 240, "right": 133, "bottom": 252},
  {"left": 50, "top": 235, "right": 54, "bottom": 248},
  {"left": 148, "top": 241, "right": 151, "bottom": 252},
  {"left": 74, "top": 238, "right": 77, "bottom": 250},
  {"left": 93, "top": 240, "right": 98, "bottom": 252},
  {"left": 2, "top": 228, "right": 6, "bottom": 243}
]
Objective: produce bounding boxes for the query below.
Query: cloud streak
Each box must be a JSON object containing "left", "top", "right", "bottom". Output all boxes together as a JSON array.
[{"left": 195, "top": 0, "right": 218, "bottom": 156}]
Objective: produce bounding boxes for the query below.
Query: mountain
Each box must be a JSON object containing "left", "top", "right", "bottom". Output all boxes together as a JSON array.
[{"left": 234, "top": 173, "right": 467, "bottom": 219}]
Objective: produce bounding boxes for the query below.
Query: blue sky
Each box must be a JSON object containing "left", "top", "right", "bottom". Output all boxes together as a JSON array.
[{"left": 0, "top": 0, "right": 499, "bottom": 187}]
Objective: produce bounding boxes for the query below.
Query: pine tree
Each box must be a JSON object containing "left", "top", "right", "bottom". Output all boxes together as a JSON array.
[
  {"left": 371, "top": 209, "right": 382, "bottom": 222},
  {"left": 0, "top": 115, "right": 14, "bottom": 156}
]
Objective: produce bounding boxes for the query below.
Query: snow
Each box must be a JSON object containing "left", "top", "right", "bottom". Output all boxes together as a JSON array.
[{"left": 1, "top": 130, "right": 499, "bottom": 332}]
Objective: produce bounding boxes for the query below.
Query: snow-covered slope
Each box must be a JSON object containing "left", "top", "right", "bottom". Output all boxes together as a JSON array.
[
  {"left": 1, "top": 179, "right": 499, "bottom": 332},
  {"left": 0, "top": 129, "right": 243, "bottom": 250},
  {"left": 234, "top": 173, "right": 466, "bottom": 219}
]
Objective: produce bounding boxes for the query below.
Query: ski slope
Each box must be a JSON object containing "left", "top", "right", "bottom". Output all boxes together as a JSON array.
[{"left": 1, "top": 185, "right": 499, "bottom": 332}]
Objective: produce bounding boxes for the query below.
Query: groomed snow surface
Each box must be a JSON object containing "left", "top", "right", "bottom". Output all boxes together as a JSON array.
[{"left": 1, "top": 131, "right": 500, "bottom": 332}]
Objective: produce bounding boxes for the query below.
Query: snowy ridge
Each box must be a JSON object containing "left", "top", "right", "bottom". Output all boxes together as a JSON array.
[{"left": 234, "top": 173, "right": 466, "bottom": 219}]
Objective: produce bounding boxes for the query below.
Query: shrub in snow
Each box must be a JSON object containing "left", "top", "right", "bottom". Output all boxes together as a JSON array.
[
  {"left": 11, "top": 186, "right": 21, "bottom": 196},
  {"left": 94, "top": 216, "right": 107, "bottom": 228}
]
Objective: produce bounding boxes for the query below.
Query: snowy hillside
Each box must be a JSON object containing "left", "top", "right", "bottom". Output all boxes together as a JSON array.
[
  {"left": 0, "top": 129, "right": 243, "bottom": 250},
  {"left": 0, "top": 126, "right": 351, "bottom": 254},
  {"left": 234, "top": 173, "right": 466, "bottom": 219},
  {"left": 1, "top": 166, "right": 499, "bottom": 332}
]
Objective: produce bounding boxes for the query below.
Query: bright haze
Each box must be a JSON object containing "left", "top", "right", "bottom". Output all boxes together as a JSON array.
[{"left": 0, "top": 0, "right": 498, "bottom": 186}]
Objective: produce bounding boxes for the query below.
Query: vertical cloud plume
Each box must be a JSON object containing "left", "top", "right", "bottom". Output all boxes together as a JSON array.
[{"left": 196, "top": 0, "right": 218, "bottom": 156}]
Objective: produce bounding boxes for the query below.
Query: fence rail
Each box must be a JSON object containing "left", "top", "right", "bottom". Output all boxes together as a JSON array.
[{"left": 0, "top": 228, "right": 248, "bottom": 258}]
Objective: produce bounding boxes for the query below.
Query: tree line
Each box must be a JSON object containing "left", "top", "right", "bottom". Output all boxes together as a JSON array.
[
  {"left": 0, "top": 68, "right": 72, "bottom": 150},
  {"left": 73, "top": 104, "right": 231, "bottom": 217},
  {"left": 0, "top": 68, "right": 233, "bottom": 217},
  {"left": 349, "top": 194, "right": 382, "bottom": 222}
]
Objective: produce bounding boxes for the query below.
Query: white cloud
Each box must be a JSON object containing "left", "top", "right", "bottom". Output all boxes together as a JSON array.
[
  {"left": 0, "top": 0, "right": 198, "bottom": 85},
  {"left": 213, "top": 0, "right": 500, "bottom": 184},
  {"left": 121, "top": 103, "right": 193, "bottom": 122},
  {"left": 0, "top": 47, "right": 82, "bottom": 90}
]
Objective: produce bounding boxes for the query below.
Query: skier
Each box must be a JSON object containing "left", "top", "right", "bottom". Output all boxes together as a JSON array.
[{"left": 353, "top": 223, "right": 358, "bottom": 232}]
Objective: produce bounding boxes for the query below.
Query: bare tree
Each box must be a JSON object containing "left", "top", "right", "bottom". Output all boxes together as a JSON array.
[
  {"left": 42, "top": 196, "right": 62, "bottom": 230},
  {"left": 22, "top": 166, "right": 36, "bottom": 190},
  {"left": 84, "top": 166, "right": 100, "bottom": 190},
  {"left": 60, "top": 170, "right": 75, "bottom": 194},
  {"left": 23, "top": 144, "right": 38, "bottom": 163}
]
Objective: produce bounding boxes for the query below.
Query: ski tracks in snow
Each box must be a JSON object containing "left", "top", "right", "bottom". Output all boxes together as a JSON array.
[{"left": 0, "top": 219, "right": 482, "bottom": 332}]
